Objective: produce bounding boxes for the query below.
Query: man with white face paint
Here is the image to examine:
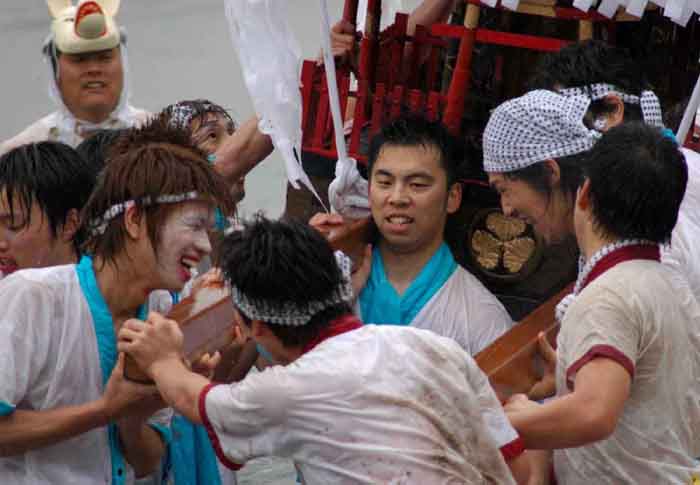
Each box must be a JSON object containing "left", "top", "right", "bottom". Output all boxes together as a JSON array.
[
  {"left": 0, "top": 120, "right": 233, "bottom": 484},
  {"left": 0, "top": 0, "right": 149, "bottom": 155}
]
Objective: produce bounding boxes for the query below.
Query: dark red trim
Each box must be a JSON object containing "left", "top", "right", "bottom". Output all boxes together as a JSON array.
[
  {"left": 566, "top": 344, "right": 635, "bottom": 391},
  {"left": 198, "top": 383, "right": 243, "bottom": 470},
  {"left": 301, "top": 314, "right": 363, "bottom": 354},
  {"left": 500, "top": 436, "right": 525, "bottom": 461},
  {"left": 580, "top": 245, "right": 660, "bottom": 292}
]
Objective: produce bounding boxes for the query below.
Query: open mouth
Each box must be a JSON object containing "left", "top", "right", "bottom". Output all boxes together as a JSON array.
[
  {"left": 82, "top": 81, "right": 107, "bottom": 90},
  {"left": 0, "top": 258, "right": 18, "bottom": 275},
  {"left": 386, "top": 215, "right": 414, "bottom": 226},
  {"left": 179, "top": 256, "right": 200, "bottom": 281}
]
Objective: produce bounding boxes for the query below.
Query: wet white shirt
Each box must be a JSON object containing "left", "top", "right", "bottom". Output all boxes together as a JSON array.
[
  {"left": 662, "top": 147, "right": 700, "bottom": 300},
  {"left": 554, "top": 260, "right": 700, "bottom": 484},
  {"left": 0, "top": 260, "right": 169, "bottom": 485},
  {"left": 201, "top": 323, "right": 516, "bottom": 485},
  {"left": 410, "top": 266, "right": 514, "bottom": 356},
  {"left": 0, "top": 105, "right": 150, "bottom": 154}
]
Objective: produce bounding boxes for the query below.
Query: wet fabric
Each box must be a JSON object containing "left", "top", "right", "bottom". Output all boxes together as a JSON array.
[
  {"left": 360, "top": 244, "right": 513, "bottom": 356},
  {"left": 662, "top": 148, "right": 700, "bottom": 302},
  {"left": 360, "top": 243, "right": 457, "bottom": 326},
  {"left": 201, "top": 325, "right": 516, "bottom": 484},
  {"left": 0, "top": 259, "right": 170, "bottom": 484},
  {"left": 554, "top": 260, "right": 700, "bottom": 483}
]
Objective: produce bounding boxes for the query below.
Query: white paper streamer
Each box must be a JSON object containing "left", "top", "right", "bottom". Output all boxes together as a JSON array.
[
  {"left": 677, "top": 67, "right": 700, "bottom": 145},
  {"left": 319, "top": 0, "right": 370, "bottom": 218},
  {"left": 497, "top": 0, "right": 699, "bottom": 26},
  {"left": 224, "top": 0, "right": 324, "bottom": 206}
]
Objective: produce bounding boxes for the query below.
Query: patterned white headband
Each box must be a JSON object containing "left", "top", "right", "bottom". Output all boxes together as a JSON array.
[
  {"left": 165, "top": 100, "right": 235, "bottom": 133},
  {"left": 557, "top": 83, "right": 664, "bottom": 128},
  {"left": 232, "top": 251, "right": 354, "bottom": 326},
  {"left": 88, "top": 191, "right": 201, "bottom": 235},
  {"left": 483, "top": 89, "right": 602, "bottom": 173}
]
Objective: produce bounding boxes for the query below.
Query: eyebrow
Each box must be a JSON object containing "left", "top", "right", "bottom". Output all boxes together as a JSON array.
[{"left": 374, "top": 169, "right": 435, "bottom": 180}]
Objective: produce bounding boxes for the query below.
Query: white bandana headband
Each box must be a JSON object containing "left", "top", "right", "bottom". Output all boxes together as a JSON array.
[
  {"left": 232, "top": 251, "right": 354, "bottom": 326},
  {"left": 165, "top": 100, "right": 235, "bottom": 133},
  {"left": 483, "top": 90, "right": 602, "bottom": 173},
  {"left": 88, "top": 191, "right": 201, "bottom": 235},
  {"left": 558, "top": 83, "right": 664, "bottom": 128}
]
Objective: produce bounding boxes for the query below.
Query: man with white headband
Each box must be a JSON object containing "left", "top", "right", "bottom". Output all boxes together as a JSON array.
[
  {"left": 0, "top": 0, "right": 149, "bottom": 155},
  {"left": 483, "top": 89, "right": 600, "bottom": 246},
  {"left": 118, "top": 216, "right": 524, "bottom": 484},
  {"left": 527, "top": 40, "right": 700, "bottom": 300},
  {"left": 504, "top": 123, "right": 700, "bottom": 484},
  {"left": 0, "top": 120, "right": 233, "bottom": 484}
]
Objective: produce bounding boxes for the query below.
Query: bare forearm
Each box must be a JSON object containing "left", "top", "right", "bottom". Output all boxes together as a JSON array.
[
  {"left": 0, "top": 401, "right": 108, "bottom": 457},
  {"left": 118, "top": 419, "right": 165, "bottom": 478},
  {"left": 214, "top": 117, "right": 273, "bottom": 183},
  {"left": 150, "top": 358, "right": 210, "bottom": 425},
  {"left": 508, "top": 395, "right": 610, "bottom": 449},
  {"left": 408, "top": 0, "right": 456, "bottom": 35}
]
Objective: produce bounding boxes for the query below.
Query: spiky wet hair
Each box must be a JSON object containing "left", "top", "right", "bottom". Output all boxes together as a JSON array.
[
  {"left": 80, "top": 118, "right": 235, "bottom": 265},
  {"left": 0, "top": 141, "right": 97, "bottom": 256}
]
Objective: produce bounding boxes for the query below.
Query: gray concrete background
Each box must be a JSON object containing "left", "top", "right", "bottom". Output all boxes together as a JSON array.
[{"left": 0, "top": 0, "right": 345, "bottom": 219}]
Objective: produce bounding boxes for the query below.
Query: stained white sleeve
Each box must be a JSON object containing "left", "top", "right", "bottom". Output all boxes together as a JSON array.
[
  {"left": 464, "top": 355, "right": 524, "bottom": 460},
  {"left": 199, "top": 369, "right": 292, "bottom": 469}
]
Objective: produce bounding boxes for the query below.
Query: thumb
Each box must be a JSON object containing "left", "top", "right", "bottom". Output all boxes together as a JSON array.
[
  {"left": 115, "top": 352, "right": 126, "bottom": 372},
  {"left": 537, "top": 332, "right": 557, "bottom": 365}
]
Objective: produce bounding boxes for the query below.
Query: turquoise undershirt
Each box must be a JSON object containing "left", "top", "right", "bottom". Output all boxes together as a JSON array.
[
  {"left": 165, "top": 293, "right": 223, "bottom": 485},
  {"left": 76, "top": 255, "right": 171, "bottom": 485},
  {"left": 0, "top": 401, "right": 14, "bottom": 416},
  {"left": 359, "top": 242, "right": 457, "bottom": 325}
]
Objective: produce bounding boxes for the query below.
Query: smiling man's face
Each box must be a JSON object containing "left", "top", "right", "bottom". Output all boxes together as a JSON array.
[
  {"left": 369, "top": 144, "right": 461, "bottom": 256},
  {"left": 57, "top": 47, "right": 123, "bottom": 124}
]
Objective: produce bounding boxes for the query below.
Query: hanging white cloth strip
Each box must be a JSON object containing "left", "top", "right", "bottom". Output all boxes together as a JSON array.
[
  {"left": 676, "top": 66, "right": 700, "bottom": 145},
  {"left": 491, "top": 0, "right": 699, "bottom": 26},
  {"left": 319, "top": 0, "right": 371, "bottom": 218},
  {"left": 224, "top": 0, "right": 324, "bottom": 207}
]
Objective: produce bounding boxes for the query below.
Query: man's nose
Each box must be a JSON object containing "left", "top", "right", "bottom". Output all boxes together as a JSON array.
[{"left": 500, "top": 198, "right": 515, "bottom": 217}]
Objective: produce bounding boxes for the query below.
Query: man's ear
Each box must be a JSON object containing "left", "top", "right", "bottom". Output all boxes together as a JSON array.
[
  {"left": 446, "top": 182, "right": 462, "bottom": 215},
  {"left": 543, "top": 159, "right": 562, "bottom": 187},
  {"left": 59, "top": 208, "right": 81, "bottom": 243},
  {"left": 123, "top": 203, "right": 144, "bottom": 240},
  {"left": 576, "top": 178, "right": 592, "bottom": 212},
  {"left": 601, "top": 95, "right": 625, "bottom": 130}
]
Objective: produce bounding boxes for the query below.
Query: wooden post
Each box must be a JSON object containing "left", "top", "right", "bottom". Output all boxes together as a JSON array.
[{"left": 443, "top": 3, "right": 480, "bottom": 135}]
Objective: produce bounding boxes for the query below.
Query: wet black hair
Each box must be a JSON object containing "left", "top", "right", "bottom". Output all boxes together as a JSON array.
[
  {"left": 0, "top": 142, "right": 98, "bottom": 255},
  {"left": 220, "top": 215, "right": 352, "bottom": 348},
  {"left": 504, "top": 151, "right": 588, "bottom": 209},
  {"left": 528, "top": 40, "right": 648, "bottom": 123},
  {"left": 75, "top": 128, "right": 126, "bottom": 172},
  {"left": 367, "top": 113, "right": 462, "bottom": 187},
  {"left": 584, "top": 122, "right": 686, "bottom": 243}
]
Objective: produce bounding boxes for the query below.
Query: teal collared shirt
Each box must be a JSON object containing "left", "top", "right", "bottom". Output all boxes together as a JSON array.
[
  {"left": 76, "top": 255, "right": 169, "bottom": 484},
  {"left": 359, "top": 242, "right": 458, "bottom": 325}
]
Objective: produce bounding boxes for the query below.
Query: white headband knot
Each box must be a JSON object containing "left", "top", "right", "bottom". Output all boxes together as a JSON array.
[
  {"left": 483, "top": 89, "right": 601, "bottom": 173},
  {"left": 557, "top": 83, "right": 664, "bottom": 128},
  {"left": 232, "top": 251, "right": 354, "bottom": 326},
  {"left": 88, "top": 191, "right": 201, "bottom": 235}
]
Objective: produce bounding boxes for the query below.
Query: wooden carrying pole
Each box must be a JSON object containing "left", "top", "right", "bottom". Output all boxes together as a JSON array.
[{"left": 475, "top": 282, "right": 573, "bottom": 401}]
